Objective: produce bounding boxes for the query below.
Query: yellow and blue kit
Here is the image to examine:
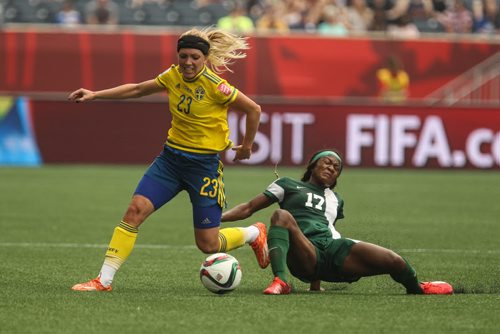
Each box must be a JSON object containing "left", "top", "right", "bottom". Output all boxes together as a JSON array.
[{"left": 134, "top": 65, "right": 238, "bottom": 228}]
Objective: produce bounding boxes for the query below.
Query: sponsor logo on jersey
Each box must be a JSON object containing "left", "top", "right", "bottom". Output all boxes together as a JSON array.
[
  {"left": 182, "top": 84, "right": 193, "bottom": 94},
  {"left": 217, "top": 83, "right": 232, "bottom": 96},
  {"left": 195, "top": 86, "right": 206, "bottom": 100}
]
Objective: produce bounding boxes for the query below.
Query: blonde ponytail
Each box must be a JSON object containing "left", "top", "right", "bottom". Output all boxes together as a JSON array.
[{"left": 180, "top": 27, "right": 249, "bottom": 74}]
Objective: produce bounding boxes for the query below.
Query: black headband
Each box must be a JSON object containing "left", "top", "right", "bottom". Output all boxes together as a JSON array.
[{"left": 177, "top": 35, "right": 210, "bottom": 55}]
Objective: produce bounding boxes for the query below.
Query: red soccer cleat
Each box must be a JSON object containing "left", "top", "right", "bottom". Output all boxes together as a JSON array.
[
  {"left": 263, "top": 277, "right": 292, "bottom": 295},
  {"left": 420, "top": 281, "right": 453, "bottom": 295},
  {"left": 250, "top": 222, "right": 270, "bottom": 269},
  {"left": 71, "top": 277, "right": 112, "bottom": 292}
]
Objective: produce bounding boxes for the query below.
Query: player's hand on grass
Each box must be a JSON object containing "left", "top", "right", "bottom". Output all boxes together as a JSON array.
[
  {"left": 307, "top": 280, "right": 325, "bottom": 292},
  {"left": 68, "top": 88, "right": 96, "bottom": 103}
]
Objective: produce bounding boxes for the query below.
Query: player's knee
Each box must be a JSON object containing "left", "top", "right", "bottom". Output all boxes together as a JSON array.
[
  {"left": 123, "top": 201, "right": 150, "bottom": 226},
  {"left": 125, "top": 202, "right": 141, "bottom": 217},
  {"left": 388, "top": 251, "right": 407, "bottom": 272},
  {"left": 196, "top": 240, "right": 219, "bottom": 254},
  {"left": 270, "top": 209, "right": 297, "bottom": 228}
]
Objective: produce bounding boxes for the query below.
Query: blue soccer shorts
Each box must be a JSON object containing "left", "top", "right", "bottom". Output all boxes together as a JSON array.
[{"left": 134, "top": 145, "right": 226, "bottom": 229}]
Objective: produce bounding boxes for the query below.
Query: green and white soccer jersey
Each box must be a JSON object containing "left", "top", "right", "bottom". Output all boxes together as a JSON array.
[{"left": 263, "top": 177, "right": 345, "bottom": 244}]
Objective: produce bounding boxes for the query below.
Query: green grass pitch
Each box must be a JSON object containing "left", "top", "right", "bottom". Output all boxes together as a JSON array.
[{"left": 1, "top": 165, "right": 499, "bottom": 333}]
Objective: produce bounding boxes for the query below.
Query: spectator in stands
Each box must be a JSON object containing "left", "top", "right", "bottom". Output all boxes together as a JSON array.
[
  {"left": 384, "top": 0, "right": 411, "bottom": 23},
  {"left": 406, "top": 0, "right": 443, "bottom": 33},
  {"left": 246, "top": 0, "right": 267, "bottom": 22},
  {"left": 436, "top": 0, "right": 473, "bottom": 33},
  {"left": 301, "top": 0, "right": 322, "bottom": 32},
  {"left": 432, "top": 0, "right": 447, "bottom": 13},
  {"left": 217, "top": 2, "right": 255, "bottom": 34},
  {"left": 376, "top": 56, "right": 410, "bottom": 103},
  {"left": 196, "top": 0, "right": 225, "bottom": 7},
  {"left": 85, "top": 0, "right": 119, "bottom": 25},
  {"left": 380, "top": 0, "right": 426, "bottom": 36},
  {"left": 484, "top": 0, "right": 500, "bottom": 32},
  {"left": 256, "top": 2, "right": 290, "bottom": 33},
  {"left": 56, "top": 0, "right": 82, "bottom": 27},
  {"left": 317, "top": 5, "right": 350, "bottom": 36},
  {"left": 472, "top": 0, "right": 500, "bottom": 34},
  {"left": 302, "top": 0, "right": 346, "bottom": 33},
  {"left": 472, "top": 0, "right": 494, "bottom": 33},
  {"left": 369, "top": 0, "right": 391, "bottom": 31},
  {"left": 128, "top": 0, "right": 168, "bottom": 9},
  {"left": 282, "top": 0, "right": 309, "bottom": 30},
  {"left": 386, "top": 12, "right": 421, "bottom": 38},
  {"left": 346, "top": 0, "right": 374, "bottom": 34}
]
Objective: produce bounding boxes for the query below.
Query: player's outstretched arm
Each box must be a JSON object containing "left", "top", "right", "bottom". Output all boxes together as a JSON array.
[
  {"left": 68, "top": 80, "right": 163, "bottom": 103},
  {"left": 221, "top": 193, "right": 272, "bottom": 223}
]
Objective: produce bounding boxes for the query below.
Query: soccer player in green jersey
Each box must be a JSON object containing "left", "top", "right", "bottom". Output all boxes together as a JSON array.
[
  {"left": 222, "top": 149, "right": 453, "bottom": 295},
  {"left": 68, "top": 27, "right": 269, "bottom": 291}
]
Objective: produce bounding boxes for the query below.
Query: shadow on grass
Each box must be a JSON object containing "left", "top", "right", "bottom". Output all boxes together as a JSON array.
[{"left": 452, "top": 281, "right": 500, "bottom": 294}]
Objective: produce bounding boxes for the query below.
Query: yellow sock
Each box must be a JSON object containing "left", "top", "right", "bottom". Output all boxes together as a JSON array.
[
  {"left": 103, "top": 221, "right": 138, "bottom": 270},
  {"left": 218, "top": 227, "right": 246, "bottom": 252}
]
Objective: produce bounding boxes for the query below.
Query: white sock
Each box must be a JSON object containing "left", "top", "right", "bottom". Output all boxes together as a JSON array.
[
  {"left": 241, "top": 225, "right": 260, "bottom": 244},
  {"left": 99, "top": 263, "right": 117, "bottom": 287}
]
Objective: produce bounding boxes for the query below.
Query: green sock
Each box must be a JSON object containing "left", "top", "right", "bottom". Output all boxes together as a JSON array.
[
  {"left": 390, "top": 258, "right": 423, "bottom": 294},
  {"left": 267, "top": 226, "right": 290, "bottom": 282}
]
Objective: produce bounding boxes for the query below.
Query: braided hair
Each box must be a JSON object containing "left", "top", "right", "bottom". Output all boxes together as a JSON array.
[{"left": 301, "top": 149, "right": 343, "bottom": 189}]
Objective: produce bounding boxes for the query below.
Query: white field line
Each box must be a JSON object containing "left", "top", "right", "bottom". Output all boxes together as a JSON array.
[
  {"left": 0, "top": 242, "right": 197, "bottom": 249},
  {"left": 399, "top": 248, "right": 500, "bottom": 255},
  {"left": 0, "top": 242, "right": 499, "bottom": 254}
]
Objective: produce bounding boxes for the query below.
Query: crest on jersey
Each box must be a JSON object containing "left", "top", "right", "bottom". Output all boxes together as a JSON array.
[
  {"left": 195, "top": 86, "right": 205, "bottom": 100},
  {"left": 217, "top": 83, "right": 232, "bottom": 96}
]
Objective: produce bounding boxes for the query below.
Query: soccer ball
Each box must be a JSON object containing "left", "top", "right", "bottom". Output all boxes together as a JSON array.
[{"left": 199, "top": 253, "right": 242, "bottom": 294}]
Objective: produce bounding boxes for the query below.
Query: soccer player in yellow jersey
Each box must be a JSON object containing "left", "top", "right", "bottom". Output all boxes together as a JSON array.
[
  {"left": 376, "top": 56, "right": 410, "bottom": 103},
  {"left": 68, "top": 27, "right": 268, "bottom": 291}
]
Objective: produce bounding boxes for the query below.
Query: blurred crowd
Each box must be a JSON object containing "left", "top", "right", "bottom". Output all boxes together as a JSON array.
[
  {"left": 2, "top": 0, "right": 500, "bottom": 36},
  {"left": 221, "top": 0, "right": 500, "bottom": 36}
]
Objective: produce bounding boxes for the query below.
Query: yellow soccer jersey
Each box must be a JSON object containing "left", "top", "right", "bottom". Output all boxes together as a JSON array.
[{"left": 155, "top": 65, "right": 238, "bottom": 154}]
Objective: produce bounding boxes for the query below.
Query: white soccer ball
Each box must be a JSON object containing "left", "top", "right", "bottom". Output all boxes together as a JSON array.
[{"left": 199, "top": 253, "right": 242, "bottom": 294}]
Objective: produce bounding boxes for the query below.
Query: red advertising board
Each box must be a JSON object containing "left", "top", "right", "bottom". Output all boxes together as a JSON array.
[{"left": 31, "top": 101, "right": 499, "bottom": 169}]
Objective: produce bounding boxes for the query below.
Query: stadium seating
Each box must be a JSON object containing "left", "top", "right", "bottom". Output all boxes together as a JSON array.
[
  {"left": 0, "top": 0, "right": 230, "bottom": 27},
  {"left": 2, "top": 0, "right": 498, "bottom": 36},
  {"left": 2, "top": 0, "right": 59, "bottom": 24}
]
